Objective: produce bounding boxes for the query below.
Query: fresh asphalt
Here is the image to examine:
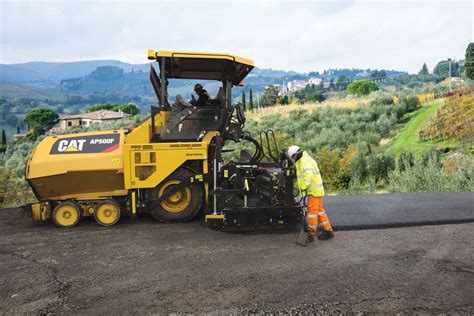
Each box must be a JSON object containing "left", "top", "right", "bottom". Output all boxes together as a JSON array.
[{"left": 325, "top": 192, "right": 474, "bottom": 230}]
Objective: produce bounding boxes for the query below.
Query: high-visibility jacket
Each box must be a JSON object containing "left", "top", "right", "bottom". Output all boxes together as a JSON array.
[{"left": 295, "top": 151, "right": 325, "bottom": 197}]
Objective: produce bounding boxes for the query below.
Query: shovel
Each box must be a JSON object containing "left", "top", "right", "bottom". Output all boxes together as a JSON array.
[{"left": 295, "top": 195, "right": 309, "bottom": 247}]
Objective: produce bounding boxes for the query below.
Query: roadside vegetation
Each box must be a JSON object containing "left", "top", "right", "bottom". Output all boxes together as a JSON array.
[{"left": 228, "top": 87, "right": 473, "bottom": 195}]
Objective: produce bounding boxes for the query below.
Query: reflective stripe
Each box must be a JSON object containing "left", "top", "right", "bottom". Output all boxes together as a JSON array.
[
  {"left": 309, "top": 183, "right": 324, "bottom": 190},
  {"left": 307, "top": 215, "right": 317, "bottom": 219},
  {"left": 308, "top": 224, "right": 317, "bottom": 228},
  {"left": 321, "top": 221, "right": 330, "bottom": 225},
  {"left": 302, "top": 168, "right": 313, "bottom": 173},
  {"left": 304, "top": 179, "right": 311, "bottom": 185},
  {"left": 298, "top": 172, "right": 320, "bottom": 178},
  {"left": 318, "top": 211, "right": 325, "bottom": 216}
]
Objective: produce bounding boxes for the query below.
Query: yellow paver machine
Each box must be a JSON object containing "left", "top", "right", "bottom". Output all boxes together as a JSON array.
[{"left": 21, "top": 50, "right": 302, "bottom": 230}]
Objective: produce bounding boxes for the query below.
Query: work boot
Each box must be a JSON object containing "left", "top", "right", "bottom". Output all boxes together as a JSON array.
[
  {"left": 318, "top": 231, "right": 334, "bottom": 240},
  {"left": 307, "top": 235, "right": 315, "bottom": 243}
]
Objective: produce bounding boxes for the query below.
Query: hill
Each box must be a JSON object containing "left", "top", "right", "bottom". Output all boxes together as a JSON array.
[
  {"left": 0, "top": 82, "right": 63, "bottom": 100},
  {"left": 385, "top": 100, "right": 460, "bottom": 155},
  {"left": 1, "top": 59, "right": 408, "bottom": 96},
  {"left": 0, "top": 64, "right": 58, "bottom": 88},
  {"left": 419, "top": 89, "right": 473, "bottom": 143},
  {"left": 0, "top": 60, "right": 149, "bottom": 88}
]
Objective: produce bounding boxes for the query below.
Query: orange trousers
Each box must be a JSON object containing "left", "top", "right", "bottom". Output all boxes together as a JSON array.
[{"left": 307, "top": 196, "right": 333, "bottom": 236}]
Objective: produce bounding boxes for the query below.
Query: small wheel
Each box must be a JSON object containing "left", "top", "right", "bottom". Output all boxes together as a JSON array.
[
  {"left": 150, "top": 168, "right": 203, "bottom": 222},
  {"left": 94, "top": 200, "right": 121, "bottom": 226},
  {"left": 53, "top": 200, "right": 82, "bottom": 228}
]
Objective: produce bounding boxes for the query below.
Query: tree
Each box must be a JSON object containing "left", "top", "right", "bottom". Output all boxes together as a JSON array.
[
  {"left": 241, "top": 90, "right": 246, "bottom": 111},
  {"left": 368, "top": 154, "right": 395, "bottom": 183},
  {"left": 16, "top": 126, "right": 20, "bottom": 134},
  {"left": 278, "top": 95, "right": 289, "bottom": 105},
  {"left": 465, "top": 42, "right": 474, "bottom": 79},
  {"left": 90, "top": 66, "right": 124, "bottom": 80},
  {"left": 261, "top": 85, "right": 279, "bottom": 107},
  {"left": 329, "top": 78, "right": 335, "bottom": 91},
  {"left": 336, "top": 75, "right": 349, "bottom": 91},
  {"left": 433, "top": 59, "right": 460, "bottom": 77},
  {"left": 113, "top": 103, "right": 139, "bottom": 116},
  {"left": 86, "top": 104, "right": 114, "bottom": 112},
  {"left": 349, "top": 152, "right": 368, "bottom": 181},
  {"left": 249, "top": 88, "right": 254, "bottom": 110},
  {"left": 418, "top": 63, "right": 429, "bottom": 75},
  {"left": 370, "top": 70, "right": 386, "bottom": 80},
  {"left": 86, "top": 103, "right": 139, "bottom": 116},
  {"left": 24, "top": 108, "right": 59, "bottom": 135},
  {"left": 305, "top": 92, "right": 324, "bottom": 103},
  {"left": 1, "top": 129, "right": 6, "bottom": 145},
  {"left": 347, "top": 80, "right": 379, "bottom": 96}
]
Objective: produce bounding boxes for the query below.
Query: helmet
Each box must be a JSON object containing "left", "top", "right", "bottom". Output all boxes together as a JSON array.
[
  {"left": 286, "top": 145, "right": 300, "bottom": 158},
  {"left": 194, "top": 83, "right": 203, "bottom": 91}
]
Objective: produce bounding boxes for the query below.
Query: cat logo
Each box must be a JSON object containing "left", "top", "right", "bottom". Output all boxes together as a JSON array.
[
  {"left": 50, "top": 134, "right": 121, "bottom": 155},
  {"left": 58, "top": 139, "right": 86, "bottom": 152}
]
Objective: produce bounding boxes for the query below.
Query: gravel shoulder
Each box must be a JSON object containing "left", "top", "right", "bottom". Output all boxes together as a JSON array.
[{"left": 0, "top": 207, "right": 473, "bottom": 314}]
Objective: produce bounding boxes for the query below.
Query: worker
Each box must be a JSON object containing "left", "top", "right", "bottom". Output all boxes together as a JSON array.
[
  {"left": 287, "top": 145, "right": 334, "bottom": 243},
  {"left": 191, "top": 83, "right": 210, "bottom": 106}
]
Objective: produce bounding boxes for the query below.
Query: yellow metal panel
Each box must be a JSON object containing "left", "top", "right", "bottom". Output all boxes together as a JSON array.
[
  {"left": 123, "top": 131, "right": 218, "bottom": 190},
  {"left": 148, "top": 49, "right": 155, "bottom": 60},
  {"left": 205, "top": 214, "right": 224, "bottom": 223},
  {"left": 32, "top": 203, "right": 51, "bottom": 221},
  {"left": 27, "top": 130, "right": 124, "bottom": 179},
  {"left": 131, "top": 191, "right": 137, "bottom": 215},
  {"left": 26, "top": 130, "right": 127, "bottom": 201},
  {"left": 125, "top": 146, "right": 207, "bottom": 189},
  {"left": 156, "top": 50, "right": 254, "bottom": 67}
]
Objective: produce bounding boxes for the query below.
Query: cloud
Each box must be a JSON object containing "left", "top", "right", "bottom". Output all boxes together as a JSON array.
[{"left": 0, "top": 0, "right": 472, "bottom": 73}]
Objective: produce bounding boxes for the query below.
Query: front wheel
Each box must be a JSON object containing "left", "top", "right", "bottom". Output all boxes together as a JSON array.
[
  {"left": 94, "top": 200, "right": 121, "bottom": 226},
  {"left": 149, "top": 168, "right": 203, "bottom": 222}
]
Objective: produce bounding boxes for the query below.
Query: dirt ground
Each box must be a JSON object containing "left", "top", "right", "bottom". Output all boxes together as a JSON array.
[{"left": 0, "top": 208, "right": 473, "bottom": 314}]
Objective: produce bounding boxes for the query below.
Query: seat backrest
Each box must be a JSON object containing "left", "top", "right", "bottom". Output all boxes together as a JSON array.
[{"left": 215, "top": 87, "right": 224, "bottom": 105}]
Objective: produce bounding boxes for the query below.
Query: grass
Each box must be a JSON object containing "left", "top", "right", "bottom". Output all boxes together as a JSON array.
[
  {"left": 246, "top": 96, "right": 370, "bottom": 121},
  {"left": 386, "top": 99, "right": 460, "bottom": 155}
]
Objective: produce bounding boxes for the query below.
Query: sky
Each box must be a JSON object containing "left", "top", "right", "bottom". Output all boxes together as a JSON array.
[{"left": 0, "top": 0, "right": 473, "bottom": 73}]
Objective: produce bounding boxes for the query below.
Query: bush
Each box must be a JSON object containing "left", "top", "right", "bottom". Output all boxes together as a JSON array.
[
  {"left": 348, "top": 80, "right": 379, "bottom": 96},
  {"left": 349, "top": 151, "right": 368, "bottom": 182},
  {"left": 398, "top": 152, "right": 415, "bottom": 171},
  {"left": 368, "top": 153, "right": 396, "bottom": 183},
  {"left": 387, "top": 153, "right": 473, "bottom": 192}
]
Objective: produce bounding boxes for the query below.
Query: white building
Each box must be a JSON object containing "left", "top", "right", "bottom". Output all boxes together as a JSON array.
[
  {"left": 59, "top": 110, "right": 130, "bottom": 130},
  {"left": 287, "top": 80, "right": 307, "bottom": 92},
  {"left": 308, "top": 77, "right": 322, "bottom": 86}
]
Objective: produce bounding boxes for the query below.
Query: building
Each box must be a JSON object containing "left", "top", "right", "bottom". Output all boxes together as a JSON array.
[
  {"left": 308, "top": 77, "right": 322, "bottom": 86},
  {"left": 59, "top": 110, "right": 130, "bottom": 130},
  {"left": 287, "top": 80, "right": 307, "bottom": 92},
  {"left": 14, "top": 133, "right": 26, "bottom": 141}
]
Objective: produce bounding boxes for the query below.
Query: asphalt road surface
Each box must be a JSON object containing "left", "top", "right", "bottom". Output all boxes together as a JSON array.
[
  {"left": 327, "top": 192, "right": 474, "bottom": 230},
  {"left": 1, "top": 193, "right": 473, "bottom": 314}
]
